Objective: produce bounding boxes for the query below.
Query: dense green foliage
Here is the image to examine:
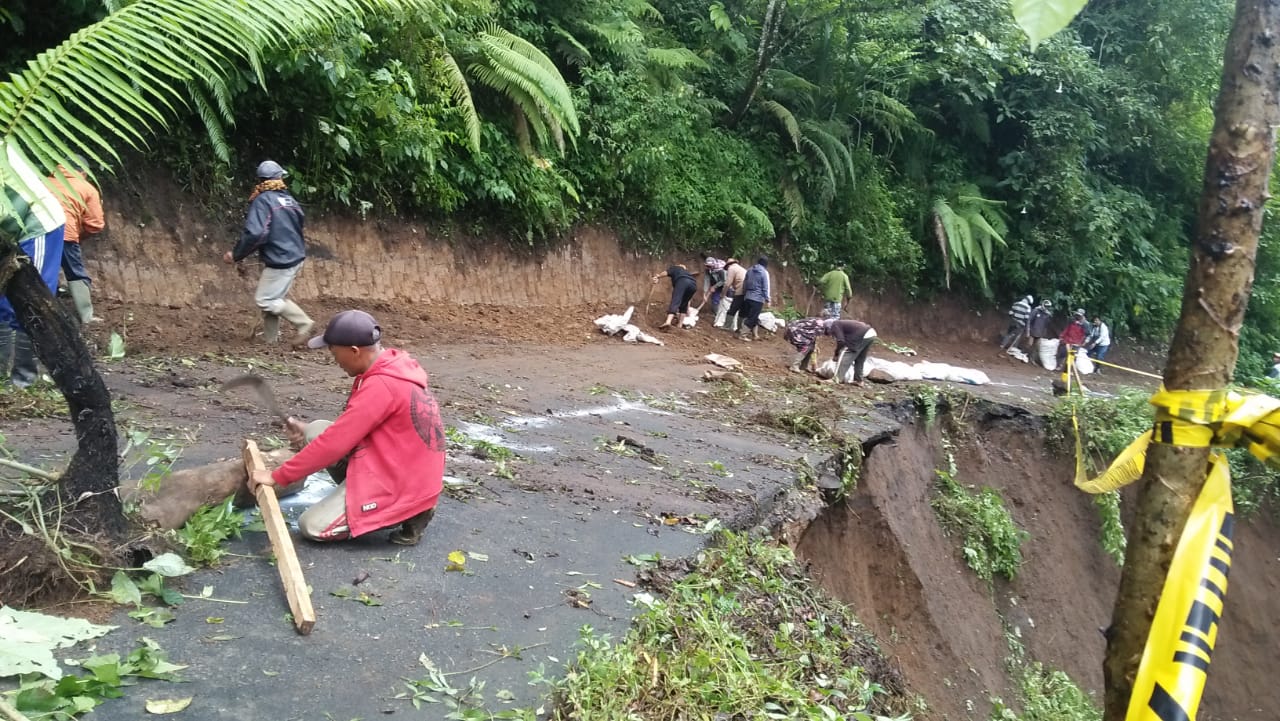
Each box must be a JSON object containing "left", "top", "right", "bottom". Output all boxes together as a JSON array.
[{"left": 11, "top": 0, "right": 1280, "bottom": 367}]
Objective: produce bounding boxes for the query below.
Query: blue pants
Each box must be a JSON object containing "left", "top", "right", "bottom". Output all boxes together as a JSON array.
[
  {"left": 1089, "top": 345, "right": 1110, "bottom": 362},
  {"left": 0, "top": 225, "right": 66, "bottom": 331},
  {"left": 61, "top": 240, "right": 90, "bottom": 282},
  {"left": 824, "top": 300, "right": 841, "bottom": 319}
]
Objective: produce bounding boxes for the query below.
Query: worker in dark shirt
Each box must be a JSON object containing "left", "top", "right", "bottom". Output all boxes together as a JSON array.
[
  {"left": 824, "top": 318, "right": 878, "bottom": 386},
  {"left": 651, "top": 264, "right": 698, "bottom": 329}
]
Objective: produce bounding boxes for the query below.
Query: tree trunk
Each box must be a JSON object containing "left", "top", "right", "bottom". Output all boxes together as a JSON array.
[
  {"left": 726, "top": 0, "right": 786, "bottom": 128},
  {"left": 1, "top": 248, "right": 123, "bottom": 536},
  {"left": 1102, "top": 1, "right": 1280, "bottom": 719}
]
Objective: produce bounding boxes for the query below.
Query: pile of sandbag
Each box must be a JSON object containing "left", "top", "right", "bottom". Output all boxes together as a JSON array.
[
  {"left": 681, "top": 306, "right": 700, "bottom": 328},
  {"left": 817, "top": 356, "right": 990, "bottom": 385},
  {"left": 1035, "top": 338, "right": 1059, "bottom": 370},
  {"left": 593, "top": 306, "right": 665, "bottom": 345}
]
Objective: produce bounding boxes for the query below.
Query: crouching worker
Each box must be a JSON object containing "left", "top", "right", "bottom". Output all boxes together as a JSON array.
[
  {"left": 825, "top": 318, "right": 877, "bottom": 386},
  {"left": 247, "top": 310, "right": 445, "bottom": 546},
  {"left": 784, "top": 317, "right": 826, "bottom": 374}
]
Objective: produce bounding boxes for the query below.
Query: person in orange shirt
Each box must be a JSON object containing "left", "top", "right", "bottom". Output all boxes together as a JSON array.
[{"left": 45, "top": 160, "right": 105, "bottom": 324}]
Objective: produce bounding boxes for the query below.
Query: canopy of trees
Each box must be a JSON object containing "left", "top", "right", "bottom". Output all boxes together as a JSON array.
[{"left": 6, "top": 0, "right": 1275, "bottom": 373}]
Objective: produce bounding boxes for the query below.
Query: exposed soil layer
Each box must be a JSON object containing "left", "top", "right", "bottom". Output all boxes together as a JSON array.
[{"left": 797, "top": 402, "right": 1279, "bottom": 721}]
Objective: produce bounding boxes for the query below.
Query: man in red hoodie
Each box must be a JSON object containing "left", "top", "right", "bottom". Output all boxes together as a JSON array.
[{"left": 248, "top": 310, "right": 445, "bottom": 545}]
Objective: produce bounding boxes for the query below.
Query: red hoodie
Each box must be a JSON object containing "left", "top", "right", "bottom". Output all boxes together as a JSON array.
[
  {"left": 1059, "top": 320, "right": 1088, "bottom": 346},
  {"left": 271, "top": 349, "right": 445, "bottom": 537}
]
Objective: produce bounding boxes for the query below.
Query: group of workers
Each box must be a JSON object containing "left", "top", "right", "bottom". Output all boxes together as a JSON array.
[
  {"left": 0, "top": 152, "right": 106, "bottom": 387},
  {"left": 999, "top": 296, "right": 1112, "bottom": 371},
  {"left": 652, "top": 256, "right": 877, "bottom": 384}
]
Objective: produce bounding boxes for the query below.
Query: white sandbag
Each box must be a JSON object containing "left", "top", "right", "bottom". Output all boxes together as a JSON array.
[
  {"left": 1036, "top": 338, "right": 1059, "bottom": 370},
  {"left": 620, "top": 324, "right": 664, "bottom": 345},
  {"left": 1074, "top": 348, "right": 1094, "bottom": 375},
  {"left": 816, "top": 360, "right": 837, "bottom": 379},
  {"left": 594, "top": 306, "right": 635, "bottom": 335},
  {"left": 756, "top": 312, "right": 784, "bottom": 333},
  {"left": 914, "top": 362, "right": 954, "bottom": 381},
  {"left": 1006, "top": 347, "right": 1030, "bottom": 363},
  {"left": 681, "top": 306, "right": 699, "bottom": 328},
  {"left": 944, "top": 368, "right": 991, "bottom": 385},
  {"left": 863, "top": 357, "right": 923, "bottom": 381}
]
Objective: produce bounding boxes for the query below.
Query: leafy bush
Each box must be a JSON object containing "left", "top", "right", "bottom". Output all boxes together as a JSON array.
[
  {"left": 931, "top": 456, "right": 1028, "bottom": 582},
  {"left": 553, "top": 533, "right": 909, "bottom": 720},
  {"left": 176, "top": 496, "right": 245, "bottom": 567}
]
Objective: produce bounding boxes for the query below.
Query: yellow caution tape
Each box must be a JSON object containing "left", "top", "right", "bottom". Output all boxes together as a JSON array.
[
  {"left": 1064, "top": 378, "right": 1257, "bottom": 720},
  {"left": 1125, "top": 454, "right": 1233, "bottom": 721}
]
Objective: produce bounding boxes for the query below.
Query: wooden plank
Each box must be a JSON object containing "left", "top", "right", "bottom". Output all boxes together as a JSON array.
[{"left": 243, "top": 439, "right": 316, "bottom": 635}]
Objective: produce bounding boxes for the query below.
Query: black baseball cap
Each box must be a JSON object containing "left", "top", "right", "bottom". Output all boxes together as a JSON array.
[{"left": 307, "top": 310, "right": 382, "bottom": 349}]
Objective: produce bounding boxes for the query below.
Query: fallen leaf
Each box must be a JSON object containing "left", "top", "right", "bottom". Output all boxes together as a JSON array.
[
  {"left": 145, "top": 697, "right": 192, "bottom": 714},
  {"left": 468, "top": 552, "right": 489, "bottom": 562},
  {"left": 613, "top": 579, "right": 636, "bottom": 588},
  {"left": 446, "top": 550, "right": 467, "bottom": 572},
  {"left": 205, "top": 617, "right": 224, "bottom": 624}
]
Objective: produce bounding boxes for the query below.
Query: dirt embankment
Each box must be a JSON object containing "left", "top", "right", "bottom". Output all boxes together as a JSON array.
[
  {"left": 88, "top": 175, "right": 1012, "bottom": 346},
  {"left": 796, "top": 402, "right": 1278, "bottom": 721}
]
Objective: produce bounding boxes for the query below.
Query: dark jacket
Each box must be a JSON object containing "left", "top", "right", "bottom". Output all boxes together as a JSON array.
[
  {"left": 827, "top": 319, "right": 872, "bottom": 346},
  {"left": 233, "top": 190, "right": 306, "bottom": 269},
  {"left": 1027, "top": 307, "right": 1054, "bottom": 339}
]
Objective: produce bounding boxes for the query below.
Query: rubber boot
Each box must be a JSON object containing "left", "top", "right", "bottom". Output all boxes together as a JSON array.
[
  {"left": 752, "top": 325, "right": 760, "bottom": 340},
  {"left": 67, "top": 280, "right": 96, "bottom": 324},
  {"left": 737, "top": 326, "right": 751, "bottom": 342},
  {"left": 261, "top": 312, "right": 281, "bottom": 344},
  {"left": 0, "top": 327, "right": 13, "bottom": 378},
  {"left": 389, "top": 508, "right": 435, "bottom": 546},
  {"left": 278, "top": 300, "right": 314, "bottom": 347},
  {"left": 11, "top": 331, "right": 39, "bottom": 389}
]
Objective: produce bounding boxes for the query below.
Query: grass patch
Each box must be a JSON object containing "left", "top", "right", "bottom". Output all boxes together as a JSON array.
[
  {"left": 552, "top": 533, "right": 910, "bottom": 720},
  {"left": 931, "top": 453, "right": 1027, "bottom": 582},
  {"left": 993, "top": 633, "right": 1101, "bottom": 721}
]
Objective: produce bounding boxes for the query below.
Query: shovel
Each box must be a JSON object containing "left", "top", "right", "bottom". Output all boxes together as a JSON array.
[{"left": 221, "top": 373, "right": 289, "bottom": 422}]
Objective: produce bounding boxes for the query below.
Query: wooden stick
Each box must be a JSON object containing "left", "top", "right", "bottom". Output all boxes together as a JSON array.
[
  {"left": 243, "top": 439, "right": 316, "bottom": 635},
  {"left": 0, "top": 457, "right": 59, "bottom": 482},
  {"left": 0, "top": 697, "right": 33, "bottom": 721}
]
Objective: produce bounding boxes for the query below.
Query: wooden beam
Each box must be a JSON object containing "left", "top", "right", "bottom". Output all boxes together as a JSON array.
[{"left": 243, "top": 439, "right": 316, "bottom": 635}]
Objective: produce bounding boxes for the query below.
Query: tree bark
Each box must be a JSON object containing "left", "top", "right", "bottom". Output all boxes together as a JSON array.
[
  {"left": 1103, "top": 2, "right": 1280, "bottom": 718},
  {"left": 1, "top": 248, "right": 123, "bottom": 536},
  {"left": 726, "top": 0, "right": 787, "bottom": 128}
]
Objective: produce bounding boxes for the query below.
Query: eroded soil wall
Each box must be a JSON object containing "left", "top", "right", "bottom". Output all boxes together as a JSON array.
[
  {"left": 86, "top": 200, "right": 1006, "bottom": 343},
  {"left": 797, "top": 405, "right": 1277, "bottom": 720}
]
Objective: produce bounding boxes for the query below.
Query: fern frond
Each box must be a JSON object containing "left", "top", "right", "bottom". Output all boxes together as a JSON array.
[
  {"left": 800, "top": 136, "right": 836, "bottom": 202},
  {"left": 624, "top": 0, "right": 663, "bottom": 21},
  {"left": 764, "top": 68, "right": 818, "bottom": 101},
  {"left": 781, "top": 174, "right": 805, "bottom": 229},
  {"left": 761, "top": 99, "right": 801, "bottom": 151},
  {"left": 472, "top": 27, "right": 579, "bottom": 145},
  {"left": 727, "top": 201, "right": 775, "bottom": 242},
  {"left": 646, "top": 47, "right": 707, "bottom": 70},
  {"left": 441, "top": 50, "right": 481, "bottom": 152},
  {"left": 187, "top": 84, "right": 230, "bottom": 163},
  {"left": 549, "top": 22, "right": 592, "bottom": 66},
  {"left": 582, "top": 19, "right": 644, "bottom": 49},
  {"left": 801, "top": 121, "right": 853, "bottom": 186},
  {"left": 0, "top": 0, "right": 437, "bottom": 235}
]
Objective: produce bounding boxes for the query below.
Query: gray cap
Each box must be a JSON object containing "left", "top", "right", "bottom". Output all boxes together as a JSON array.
[
  {"left": 255, "top": 160, "right": 286, "bottom": 180},
  {"left": 1074, "top": 308, "right": 1086, "bottom": 318},
  {"left": 307, "top": 310, "right": 382, "bottom": 349}
]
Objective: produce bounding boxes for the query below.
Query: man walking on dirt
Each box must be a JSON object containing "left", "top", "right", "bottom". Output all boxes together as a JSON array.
[
  {"left": 999, "top": 295, "right": 1033, "bottom": 352},
  {"left": 247, "top": 310, "right": 445, "bottom": 546},
  {"left": 737, "top": 256, "right": 772, "bottom": 341},
  {"left": 817, "top": 264, "right": 852, "bottom": 319},
  {"left": 718, "top": 258, "right": 746, "bottom": 330},
  {"left": 45, "top": 159, "right": 104, "bottom": 324},
  {"left": 224, "top": 160, "right": 314, "bottom": 346}
]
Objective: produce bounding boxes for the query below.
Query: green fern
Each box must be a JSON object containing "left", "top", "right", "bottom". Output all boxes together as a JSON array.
[
  {"left": 932, "top": 184, "right": 1009, "bottom": 290},
  {"left": 727, "top": 202, "right": 776, "bottom": 242},
  {"left": 440, "top": 50, "right": 481, "bottom": 152},
  {"left": 468, "top": 26, "right": 580, "bottom": 154},
  {"left": 0, "top": 0, "right": 436, "bottom": 233},
  {"left": 646, "top": 47, "right": 706, "bottom": 70},
  {"left": 761, "top": 100, "right": 801, "bottom": 151}
]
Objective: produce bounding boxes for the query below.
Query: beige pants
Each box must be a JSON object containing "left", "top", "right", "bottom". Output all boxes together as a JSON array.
[{"left": 296, "top": 420, "right": 353, "bottom": 541}]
